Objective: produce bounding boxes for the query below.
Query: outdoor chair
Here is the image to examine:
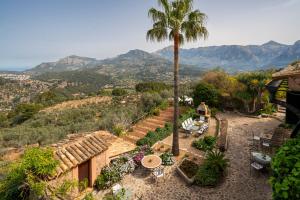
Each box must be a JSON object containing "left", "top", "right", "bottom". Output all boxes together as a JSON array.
[
  {"left": 197, "top": 123, "right": 209, "bottom": 135},
  {"left": 181, "top": 118, "right": 200, "bottom": 135},
  {"left": 152, "top": 166, "right": 165, "bottom": 184},
  {"left": 250, "top": 161, "right": 264, "bottom": 175}
]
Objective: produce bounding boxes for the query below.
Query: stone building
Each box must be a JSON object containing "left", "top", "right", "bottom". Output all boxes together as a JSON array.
[
  {"left": 49, "top": 132, "right": 110, "bottom": 190},
  {"left": 267, "top": 61, "right": 300, "bottom": 138}
]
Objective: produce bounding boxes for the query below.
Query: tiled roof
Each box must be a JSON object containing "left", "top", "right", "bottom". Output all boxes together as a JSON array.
[
  {"left": 272, "top": 61, "right": 300, "bottom": 79},
  {"left": 52, "top": 132, "right": 109, "bottom": 177}
]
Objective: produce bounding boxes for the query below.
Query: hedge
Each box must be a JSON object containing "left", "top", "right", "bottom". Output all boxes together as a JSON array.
[{"left": 136, "top": 123, "right": 173, "bottom": 146}]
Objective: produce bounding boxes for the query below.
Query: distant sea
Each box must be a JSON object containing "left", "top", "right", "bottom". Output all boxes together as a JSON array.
[{"left": 0, "top": 66, "right": 30, "bottom": 72}]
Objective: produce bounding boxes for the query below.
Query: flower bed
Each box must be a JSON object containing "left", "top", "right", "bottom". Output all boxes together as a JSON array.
[
  {"left": 179, "top": 159, "right": 199, "bottom": 178},
  {"left": 194, "top": 150, "right": 229, "bottom": 187},
  {"left": 176, "top": 158, "right": 199, "bottom": 184},
  {"left": 136, "top": 123, "right": 173, "bottom": 147},
  {"left": 160, "top": 152, "right": 174, "bottom": 166},
  {"left": 94, "top": 154, "right": 136, "bottom": 190},
  {"left": 192, "top": 136, "right": 216, "bottom": 151}
]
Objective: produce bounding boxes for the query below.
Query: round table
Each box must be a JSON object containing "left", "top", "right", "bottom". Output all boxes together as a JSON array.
[
  {"left": 141, "top": 155, "right": 162, "bottom": 169},
  {"left": 252, "top": 152, "right": 271, "bottom": 165}
]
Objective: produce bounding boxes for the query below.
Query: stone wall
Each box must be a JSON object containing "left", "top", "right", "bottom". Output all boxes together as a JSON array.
[{"left": 216, "top": 118, "right": 229, "bottom": 152}]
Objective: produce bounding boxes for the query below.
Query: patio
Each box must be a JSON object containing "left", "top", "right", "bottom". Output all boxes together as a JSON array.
[{"left": 91, "top": 111, "right": 284, "bottom": 200}]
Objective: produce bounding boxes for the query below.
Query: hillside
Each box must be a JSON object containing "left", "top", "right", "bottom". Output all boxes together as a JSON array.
[
  {"left": 30, "top": 50, "right": 203, "bottom": 89},
  {"left": 156, "top": 40, "right": 300, "bottom": 72},
  {"left": 26, "top": 55, "right": 100, "bottom": 74}
]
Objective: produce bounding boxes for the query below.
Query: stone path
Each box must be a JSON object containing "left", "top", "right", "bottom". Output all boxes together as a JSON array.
[
  {"left": 122, "top": 107, "right": 174, "bottom": 144},
  {"left": 112, "top": 112, "right": 282, "bottom": 200}
]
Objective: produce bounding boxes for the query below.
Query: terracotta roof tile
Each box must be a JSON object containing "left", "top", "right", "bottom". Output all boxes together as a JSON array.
[{"left": 52, "top": 132, "right": 109, "bottom": 177}]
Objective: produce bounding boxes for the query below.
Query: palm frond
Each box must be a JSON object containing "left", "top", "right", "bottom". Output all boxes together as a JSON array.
[
  {"left": 181, "top": 9, "right": 208, "bottom": 42},
  {"left": 157, "top": 0, "right": 170, "bottom": 15},
  {"left": 148, "top": 8, "right": 167, "bottom": 23},
  {"left": 146, "top": 27, "right": 168, "bottom": 42}
]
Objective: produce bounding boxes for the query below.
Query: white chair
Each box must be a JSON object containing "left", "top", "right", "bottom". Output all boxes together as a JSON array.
[
  {"left": 251, "top": 162, "right": 263, "bottom": 170},
  {"left": 152, "top": 167, "right": 165, "bottom": 183},
  {"left": 112, "top": 184, "right": 122, "bottom": 196}
]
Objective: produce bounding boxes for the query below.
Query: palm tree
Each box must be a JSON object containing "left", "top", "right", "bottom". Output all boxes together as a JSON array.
[{"left": 147, "top": 0, "right": 208, "bottom": 155}]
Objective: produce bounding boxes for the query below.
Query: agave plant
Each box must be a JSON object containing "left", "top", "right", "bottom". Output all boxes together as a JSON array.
[{"left": 205, "top": 150, "right": 229, "bottom": 174}]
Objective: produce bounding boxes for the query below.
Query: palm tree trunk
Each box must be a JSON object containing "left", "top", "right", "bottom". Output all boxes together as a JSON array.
[{"left": 172, "top": 32, "right": 180, "bottom": 156}]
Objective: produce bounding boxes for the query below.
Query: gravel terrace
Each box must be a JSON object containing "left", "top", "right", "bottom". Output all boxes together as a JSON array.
[{"left": 95, "top": 112, "right": 283, "bottom": 200}]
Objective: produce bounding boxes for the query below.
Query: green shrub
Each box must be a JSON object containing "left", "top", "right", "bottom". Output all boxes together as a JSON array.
[
  {"left": 111, "top": 88, "right": 127, "bottom": 96},
  {"left": 194, "top": 150, "right": 229, "bottom": 187},
  {"left": 158, "top": 100, "right": 169, "bottom": 110},
  {"left": 112, "top": 124, "right": 126, "bottom": 136},
  {"left": 258, "top": 103, "right": 276, "bottom": 115},
  {"left": 150, "top": 107, "right": 160, "bottom": 116},
  {"left": 192, "top": 82, "right": 220, "bottom": 108},
  {"left": 82, "top": 192, "right": 95, "bottom": 200},
  {"left": 269, "top": 138, "right": 300, "bottom": 200},
  {"left": 160, "top": 152, "right": 174, "bottom": 166},
  {"left": 97, "top": 89, "right": 112, "bottom": 96},
  {"left": 139, "top": 92, "right": 163, "bottom": 113},
  {"left": 192, "top": 136, "right": 216, "bottom": 151},
  {"left": 210, "top": 107, "right": 219, "bottom": 117},
  {"left": 135, "top": 82, "right": 170, "bottom": 93},
  {"left": 194, "top": 164, "right": 219, "bottom": 186},
  {"left": 9, "top": 103, "right": 43, "bottom": 125},
  {"left": 179, "top": 108, "right": 198, "bottom": 123},
  {"left": 0, "top": 147, "right": 58, "bottom": 199},
  {"left": 205, "top": 150, "right": 229, "bottom": 173},
  {"left": 136, "top": 123, "right": 173, "bottom": 146},
  {"left": 94, "top": 166, "right": 122, "bottom": 190}
]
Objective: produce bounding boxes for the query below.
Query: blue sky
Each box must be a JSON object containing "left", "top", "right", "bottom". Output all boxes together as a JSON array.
[{"left": 0, "top": 0, "right": 300, "bottom": 69}]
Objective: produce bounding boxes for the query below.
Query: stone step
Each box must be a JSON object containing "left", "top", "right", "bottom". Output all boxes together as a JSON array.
[
  {"left": 122, "top": 134, "right": 139, "bottom": 144},
  {"left": 130, "top": 130, "right": 146, "bottom": 138},
  {"left": 153, "top": 116, "right": 173, "bottom": 122},
  {"left": 145, "top": 118, "right": 167, "bottom": 126},
  {"left": 141, "top": 120, "right": 165, "bottom": 128},
  {"left": 134, "top": 126, "right": 153, "bottom": 133}
]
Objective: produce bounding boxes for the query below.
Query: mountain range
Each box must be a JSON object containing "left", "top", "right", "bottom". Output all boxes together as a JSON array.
[
  {"left": 30, "top": 50, "right": 202, "bottom": 89},
  {"left": 155, "top": 40, "right": 300, "bottom": 72},
  {"left": 26, "top": 40, "right": 300, "bottom": 76}
]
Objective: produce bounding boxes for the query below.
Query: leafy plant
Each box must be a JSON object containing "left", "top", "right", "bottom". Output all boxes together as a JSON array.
[
  {"left": 150, "top": 107, "right": 160, "bottom": 116},
  {"left": 113, "top": 124, "right": 126, "bottom": 136},
  {"left": 136, "top": 123, "right": 173, "bottom": 146},
  {"left": 205, "top": 150, "right": 229, "bottom": 173},
  {"left": 82, "top": 192, "right": 95, "bottom": 200},
  {"left": 135, "top": 82, "right": 170, "bottom": 93},
  {"left": 133, "top": 152, "right": 144, "bottom": 165},
  {"left": 103, "top": 188, "right": 128, "bottom": 200},
  {"left": 179, "top": 108, "right": 198, "bottom": 124},
  {"left": 192, "top": 82, "right": 220, "bottom": 108},
  {"left": 112, "top": 88, "right": 128, "bottom": 96},
  {"left": 0, "top": 147, "right": 58, "bottom": 200},
  {"left": 192, "top": 136, "right": 216, "bottom": 151},
  {"left": 194, "top": 150, "right": 229, "bottom": 187},
  {"left": 194, "top": 164, "right": 219, "bottom": 186},
  {"left": 160, "top": 152, "right": 174, "bottom": 166},
  {"left": 269, "top": 138, "right": 300, "bottom": 200},
  {"left": 94, "top": 166, "right": 122, "bottom": 190}
]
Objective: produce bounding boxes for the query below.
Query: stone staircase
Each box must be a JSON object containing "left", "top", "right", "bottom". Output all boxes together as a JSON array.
[
  {"left": 122, "top": 107, "right": 174, "bottom": 144},
  {"left": 278, "top": 105, "right": 286, "bottom": 114}
]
